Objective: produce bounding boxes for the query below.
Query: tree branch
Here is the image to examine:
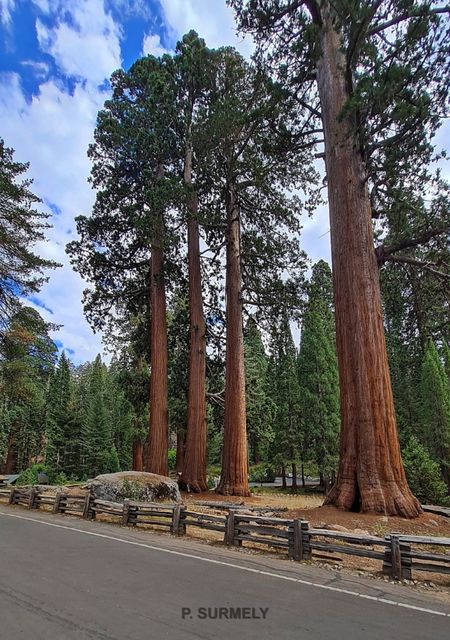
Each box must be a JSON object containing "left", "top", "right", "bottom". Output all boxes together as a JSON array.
[
  {"left": 367, "top": 6, "right": 450, "bottom": 37},
  {"left": 383, "top": 255, "right": 450, "bottom": 278},
  {"left": 376, "top": 226, "right": 448, "bottom": 264}
]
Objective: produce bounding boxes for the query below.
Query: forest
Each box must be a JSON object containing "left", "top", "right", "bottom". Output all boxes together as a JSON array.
[{"left": 1, "top": 1, "right": 449, "bottom": 518}]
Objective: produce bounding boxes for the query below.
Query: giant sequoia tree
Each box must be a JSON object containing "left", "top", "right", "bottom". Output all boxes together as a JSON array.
[
  {"left": 67, "top": 56, "right": 179, "bottom": 476},
  {"left": 200, "top": 48, "right": 314, "bottom": 495},
  {"left": 175, "top": 33, "right": 210, "bottom": 492},
  {"left": 231, "top": 0, "right": 450, "bottom": 515}
]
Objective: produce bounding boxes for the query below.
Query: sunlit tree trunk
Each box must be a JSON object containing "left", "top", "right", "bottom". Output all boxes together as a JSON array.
[
  {"left": 179, "top": 142, "right": 207, "bottom": 492},
  {"left": 317, "top": 5, "right": 421, "bottom": 516},
  {"left": 145, "top": 166, "right": 169, "bottom": 476},
  {"left": 217, "top": 181, "right": 249, "bottom": 496}
]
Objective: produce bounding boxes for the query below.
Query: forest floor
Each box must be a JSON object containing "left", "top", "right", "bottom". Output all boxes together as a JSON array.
[{"left": 182, "top": 489, "right": 450, "bottom": 539}]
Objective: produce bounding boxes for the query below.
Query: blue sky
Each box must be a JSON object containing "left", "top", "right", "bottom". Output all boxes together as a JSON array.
[{"left": 0, "top": 0, "right": 333, "bottom": 363}]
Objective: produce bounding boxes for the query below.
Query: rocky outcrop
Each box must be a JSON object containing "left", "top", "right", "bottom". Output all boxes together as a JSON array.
[{"left": 85, "top": 471, "right": 181, "bottom": 503}]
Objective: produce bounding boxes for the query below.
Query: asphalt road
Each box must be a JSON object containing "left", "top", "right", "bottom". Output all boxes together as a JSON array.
[{"left": 1, "top": 506, "right": 449, "bottom": 640}]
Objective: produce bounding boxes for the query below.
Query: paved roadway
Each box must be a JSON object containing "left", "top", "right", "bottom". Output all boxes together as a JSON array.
[{"left": 1, "top": 506, "right": 449, "bottom": 640}]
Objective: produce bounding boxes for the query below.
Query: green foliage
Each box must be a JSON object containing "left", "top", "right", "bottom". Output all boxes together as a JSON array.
[
  {"left": 0, "top": 307, "right": 57, "bottom": 473},
  {"left": 248, "top": 463, "right": 276, "bottom": 483},
  {"left": 419, "top": 339, "right": 450, "bottom": 486},
  {"left": 16, "top": 463, "right": 48, "bottom": 486},
  {"left": 244, "top": 318, "right": 275, "bottom": 463},
  {"left": 168, "top": 448, "right": 177, "bottom": 471},
  {"left": 269, "top": 313, "right": 301, "bottom": 466},
  {"left": 297, "top": 262, "right": 339, "bottom": 477},
  {"left": 402, "top": 436, "right": 449, "bottom": 506}
]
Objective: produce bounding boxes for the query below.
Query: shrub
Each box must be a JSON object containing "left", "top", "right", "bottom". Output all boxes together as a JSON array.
[
  {"left": 121, "top": 478, "right": 142, "bottom": 500},
  {"left": 168, "top": 449, "right": 177, "bottom": 472},
  {"left": 402, "top": 436, "right": 449, "bottom": 506},
  {"left": 16, "top": 463, "right": 48, "bottom": 486},
  {"left": 249, "top": 463, "right": 276, "bottom": 483}
]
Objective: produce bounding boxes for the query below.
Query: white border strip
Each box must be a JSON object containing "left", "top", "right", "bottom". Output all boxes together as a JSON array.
[{"left": 1, "top": 510, "right": 449, "bottom": 618}]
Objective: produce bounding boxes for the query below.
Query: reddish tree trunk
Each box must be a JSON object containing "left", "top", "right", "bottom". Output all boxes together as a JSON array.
[
  {"left": 179, "top": 144, "right": 207, "bottom": 492},
  {"left": 317, "top": 5, "right": 421, "bottom": 517},
  {"left": 217, "top": 182, "right": 249, "bottom": 496},
  {"left": 145, "top": 168, "right": 169, "bottom": 476},
  {"left": 132, "top": 439, "right": 143, "bottom": 471}
]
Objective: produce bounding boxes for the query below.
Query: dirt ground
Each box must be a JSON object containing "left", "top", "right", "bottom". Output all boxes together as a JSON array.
[{"left": 182, "top": 489, "right": 450, "bottom": 538}]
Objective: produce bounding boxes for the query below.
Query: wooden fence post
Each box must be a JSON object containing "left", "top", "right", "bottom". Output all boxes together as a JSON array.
[
  {"left": 172, "top": 505, "right": 182, "bottom": 535},
  {"left": 390, "top": 534, "right": 402, "bottom": 580},
  {"left": 28, "top": 487, "right": 37, "bottom": 509},
  {"left": 122, "top": 499, "right": 130, "bottom": 526},
  {"left": 8, "top": 487, "right": 16, "bottom": 505},
  {"left": 225, "top": 510, "right": 236, "bottom": 545},
  {"left": 301, "top": 520, "right": 311, "bottom": 560},
  {"left": 290, "top": 519, "right": 303, "bottom": 561},
  {"left": 53, "top": 490, "right": 62, "bottom": 514},
  {"left": 400, "top": 541, "right": 412, "bottom": 580},
  {"left": 83, "top": 492, "right": 93, "bottom": 520}
]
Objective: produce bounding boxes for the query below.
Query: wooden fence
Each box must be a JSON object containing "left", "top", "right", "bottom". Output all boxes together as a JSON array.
[{"left": 1, "top": 486, "right": 449, "bottom": 581}]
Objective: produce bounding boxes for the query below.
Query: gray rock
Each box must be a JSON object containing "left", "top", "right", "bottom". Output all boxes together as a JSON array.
[{"left": 85, "top": 471, "right": 181, "bottom": 503}]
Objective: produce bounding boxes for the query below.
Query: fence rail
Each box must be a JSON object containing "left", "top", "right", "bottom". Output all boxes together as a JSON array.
[{"left": 1, "top": 486, "right": 449, "bottom": 581}]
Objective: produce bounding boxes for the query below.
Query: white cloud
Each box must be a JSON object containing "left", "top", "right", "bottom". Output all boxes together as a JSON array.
[
  {"left": 35, "top": 0, "right": 122, "bottom": 85},
  {"left": 142, "top": 32, "right": 170, "bottom": 57},
  {"left": 0, "top": 71, "right": 108, "bottom": 363},
  {"left": 20, "top": 59, "right": 50, "bottom": 79},
  {"left": 159, "top": 0, "right": 254, "bottom": 57},
  {"left": 0, "top": 0, "right": 15, "bottom": 26}
]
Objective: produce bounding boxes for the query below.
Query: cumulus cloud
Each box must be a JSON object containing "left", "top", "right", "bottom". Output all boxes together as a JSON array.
[
  {"left": 0, "top": 71, "right": 108, "bottom": 362},
  {"left": 159, "top": 0, "right": 254, "bottom": 57},
  {"left": 142, "top": 32, "right": 170, "bottom": 57},
  {"left": 35, "top": 0, "right": 122, "bottom": 85}
]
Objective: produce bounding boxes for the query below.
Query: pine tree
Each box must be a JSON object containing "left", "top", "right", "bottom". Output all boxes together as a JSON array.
[
  {"left": 0, "top": 139, "right": 58, "bottom": 326},
  {"left": 270, "top": 313, "right": 302, "bottom": 487},
  {"left": 0, "top": 307, "right": 57, "bottom": 473},
  {"left": 297, "top": 261, "right": 339, "bottom": 484},
  {"left": 45, "top": 352, "right": 76, "bottom": 479},
  {"left": 244, "top": 317, "right": 274, "bottom": 464},
  {"left": 419, "top": 340, "right": 450, "bottom": 488},
  {"left": 85, "top": 355, "right": 119, "bottom": 478}
]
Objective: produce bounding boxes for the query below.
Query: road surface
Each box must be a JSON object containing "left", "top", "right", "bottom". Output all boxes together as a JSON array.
[{"left": 1, "top": 506, "right": 449, "bottom": 639}]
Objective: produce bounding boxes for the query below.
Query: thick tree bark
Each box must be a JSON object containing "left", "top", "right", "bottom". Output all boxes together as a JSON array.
[
  {"left": 281, "top": 463, "right": 287, "bottom": 490},
  {"left": 145, "top": 167, "right": 169, "bottom": 476},
  {"left": 179, "top": 143, "right": 207, "bottom": 492},
  {"left": 132, "top": 438, "right": 143, "bottom": 471},
  {"left": 301, "top": 463, "right": 305, "bottom": 489},
  {"left": 317, "top": 5, "right": 421, "bottom": 517},
  {"left": 216, "top": 182, "right": 250, "bottom": 496}
]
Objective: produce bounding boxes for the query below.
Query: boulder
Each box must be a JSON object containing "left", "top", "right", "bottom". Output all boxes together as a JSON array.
[{"left": 85, "top": 471, "right": 181, "bottom": 503}]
